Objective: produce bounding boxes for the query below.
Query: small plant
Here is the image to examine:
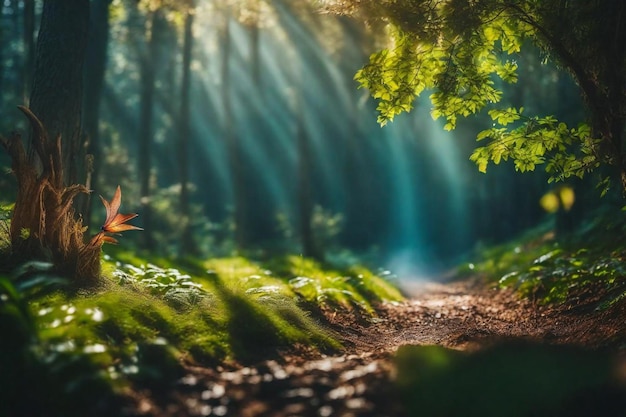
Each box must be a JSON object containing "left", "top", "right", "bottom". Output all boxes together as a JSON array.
[
  {"left": 467, "top": 207, "right": 626, "bottom": 307},
  {"left": 89, "top": 185, "right": 142, "bottom": 247},
  {"left": 113, "top": 262, "right": 205, "bottom": 308},
  {"left": 264, "top": 255, "right": 404, "bottom": 312}
]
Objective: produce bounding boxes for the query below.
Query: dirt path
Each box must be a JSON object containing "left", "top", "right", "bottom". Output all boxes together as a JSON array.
[{"left": 139, "top": 279, "right": 626, "bottom": 417}]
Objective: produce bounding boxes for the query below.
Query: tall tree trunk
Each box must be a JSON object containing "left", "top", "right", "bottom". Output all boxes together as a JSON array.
[
  {"left": 138, "top": 9, "right": 163, "bottom": 251},
  {"left": 248, "top": 2, "right": 261, "bottom": 90},
  {"left": 29, "top": 0, "right": 89, "bottom": 188},
  {"left": 7, "top": 0, "right": 22, "bottom": 103},
  {"left": 22, "top": 0, "right": 35, "bottom": 104},
  {"left": 179, "top": 8, "right": 195, "bottom": 255},
  {"left": 82, "top": 0, "right": 113, "bottom": 226},
  {"left": 221, "top": 15, "right": 247, "bottom": 251},
  {"left": 296, "top": 105, "right": 319, "bottom": 260},
  {"left": 3, "top": 0, "right": 104, "bottom": 285}
]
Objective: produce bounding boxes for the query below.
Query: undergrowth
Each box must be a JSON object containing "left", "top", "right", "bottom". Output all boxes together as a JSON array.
[
  {"left": 462, "top": 205, "right": 626, "bottom": 307},
  {"left": 0, "top": 250, "right": 402, "bottom": 416},
  {"left": 395, "top": 343, "right": 626, "bottom": 417}
]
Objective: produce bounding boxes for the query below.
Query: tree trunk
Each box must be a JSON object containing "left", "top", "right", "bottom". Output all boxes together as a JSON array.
[
  {"left": 6, "top": 0, "right": 22, "bottom": 103},
  {"left": 82, "top": 0, "right": 113, "bottom": 226},
  {"left": 3, "top": 0, "right": 102, "bottom": 284},
  {"left": 221, "top": 15, "right": 247, "bottom": 251},
  {"left": 138, "top": 9, "right": 164, "bottom": 251},
  {"left": 296, "top": 106, "right": 320, "bottom": 260},
  {"left": 179, "top": 8, "right": 196, "bottom": 255},
  {"left": 29, "top": 0, "right": 90, "bottom": 188},
  {"left": 22, "top": 0, "right": 35, "bottom": 104},
  {"left": 274, "top": 0, "right": 321, "bottom": 259},
  {"left": 248, "top": 5, "right": 261, "bottom": 90},
  {"left": 2, "top": 107, "right": 100, "bottom": 285}
]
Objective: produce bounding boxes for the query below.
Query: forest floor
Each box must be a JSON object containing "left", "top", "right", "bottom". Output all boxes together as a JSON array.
[{"left": 135, "top": 277, "right": 626, "bottom": 417}]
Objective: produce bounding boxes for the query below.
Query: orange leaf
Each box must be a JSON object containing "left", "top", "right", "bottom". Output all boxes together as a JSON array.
[
  {"left": 96, "top": 186, "right": 142, "bottom": 244},
  {"left": 105, "top": 213, "right": 142, "bottom": 233},
  {"left": 89, "top": 232, "right": 119, "bottom": 247},
  {"left": 101, "top": 235, "right": 119, "bottom": 245}
]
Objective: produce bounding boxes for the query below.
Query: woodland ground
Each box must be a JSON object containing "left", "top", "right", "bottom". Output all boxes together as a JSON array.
[{"left": 135, "top": 277, "right": 626, "bottom": 417}]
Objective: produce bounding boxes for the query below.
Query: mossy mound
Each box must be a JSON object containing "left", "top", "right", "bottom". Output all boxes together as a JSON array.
[{"left": 0, "top": 252, "right": 402, "bottom": 416}]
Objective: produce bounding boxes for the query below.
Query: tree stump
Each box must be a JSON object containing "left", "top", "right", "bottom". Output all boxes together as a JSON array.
[{"left": 1, "top": 106, "right": 101, "bottom": 286}]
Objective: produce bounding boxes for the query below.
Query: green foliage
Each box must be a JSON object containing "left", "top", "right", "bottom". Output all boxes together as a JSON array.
[
  {"left": 354, "top": 4, "right": 528, "bottom": 128},
  {"left": 0, "top": 250, "right": 403, "bottom": 414},
  {"left": 395, "top": 343, "right": 626, "bottom": 417},
  {"left": 113, "top": 261, "right": 205, "bottom": 307},
  {"left": 275, "top": 205, "right": 345, "bottom": 255},
  {"left": 148, "top": 184, "right": 237, "bottom": 256},
  {"left": 0, "top": 264, "right": 122, "bottom": 417},
  {"left": 261, "top": 255, "right": 404, "bottom": 312},
  {"left": 0, "top": 274, "right": 37, "bottom": 351},
  {"left": 497, "top": 248, "right": 626, "bottom": 304},
  {"left": 348, "top": 0, "right": 622, "bottom": 185},
  {"left": 311, "top": 205, "right": 344, "bottom": 249},
  {"left": 471, "top": 113, "right": 599, "bottom": 181},
  {"left": 465, "top": 207, "right": 626, "bottom": 306}
]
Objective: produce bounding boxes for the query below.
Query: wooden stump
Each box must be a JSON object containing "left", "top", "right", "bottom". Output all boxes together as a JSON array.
[{"left": 1, "top": 106, "right": 101, "bottom": 286}]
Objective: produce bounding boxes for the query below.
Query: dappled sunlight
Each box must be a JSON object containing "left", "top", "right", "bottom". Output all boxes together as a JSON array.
[
  {"left": 1, "top": 1, "right": 625, "bottom": 416},
  {"left": 90, "top": 0, "right": 548, "bottom": 272}
]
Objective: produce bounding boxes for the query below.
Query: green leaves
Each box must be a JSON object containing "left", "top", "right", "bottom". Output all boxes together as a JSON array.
[
  {"left": 355, "top": 3, "right": 528, "bottom": 127},
  {"left": 471, "top": 107, "right": 599, "bottom": 181},
  {"left": 488, "top": 107, "right": 522, "bottom": 125},
  {"left": 356, "top": 32, "right": 437, "bottom": 126},
  {"left": 352, "top": 0, "right": 608, "bottom": 186},
  {"left": 115, "top": 263, "right": 205, "bottom": 308}
]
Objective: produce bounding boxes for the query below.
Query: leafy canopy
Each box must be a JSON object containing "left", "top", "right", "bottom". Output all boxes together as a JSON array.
[{"left": 325, "top": 0, "right": 621, "bottom": 186}]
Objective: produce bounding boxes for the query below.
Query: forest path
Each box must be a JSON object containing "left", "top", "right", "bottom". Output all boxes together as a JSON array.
[{"left": 141, "top": 279, "right": 625, "bottom": 417}]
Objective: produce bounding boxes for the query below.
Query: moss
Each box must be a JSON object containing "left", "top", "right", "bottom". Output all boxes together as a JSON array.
[
  {"left": 32, "top": 253, "right": 358, "bottom": 369},
  {"left": 264, "top": 255, "right": 404, "bottom": 312},
  {"left": 0, "top": 250, "right": 403, "bottom": 416},
  {"left": 345, "top": 265, "right": 404, "bottom": 302}
]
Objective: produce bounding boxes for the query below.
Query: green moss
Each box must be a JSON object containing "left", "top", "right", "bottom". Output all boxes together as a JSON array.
[
  {"left": 264, "top": 255, "right": 404, "bottom": 312},
  {"left": 30, "top": 253, "right": 359, "bottom": 370},
  {"left": 0, "top": 250, "right": 402, "bottom": 416},
  {"left": 201, "top": 258, "right": 342, "bottom": 358},
  {"left": 345, "top": 265, "right": 404, "bottom": 302}
]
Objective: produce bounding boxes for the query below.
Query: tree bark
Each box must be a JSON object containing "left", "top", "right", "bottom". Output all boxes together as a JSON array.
[
  {"left": 296, "top": 106, "right": 320, "bottom": 260},
  {"left": 138, "top": 9, "right": 164, "bottom": 250},
  {"left": 4, "top": 0, "right": 102, "bottom": 284},
  {"left": 179, "top": 8, "right": 196, "bottom": 255},
  {"left": 22, "top": 0, "right": 35, "bottom": 104},
  {"left": 221, "top": 15, "right": 247, "bottom": 251},
  {"left": 29, "top": 0, "right": 90, "bottom": 188},
  {"left": 2, "top": 107, "right": 100, "bottom": 285},
  {"left": 82, "top": 0, "right": 113, "bottom": 226}
]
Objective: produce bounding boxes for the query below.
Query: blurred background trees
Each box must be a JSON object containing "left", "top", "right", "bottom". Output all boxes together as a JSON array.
[{"left": 0, "top": 0, "right": 608, "bottom": 276}]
